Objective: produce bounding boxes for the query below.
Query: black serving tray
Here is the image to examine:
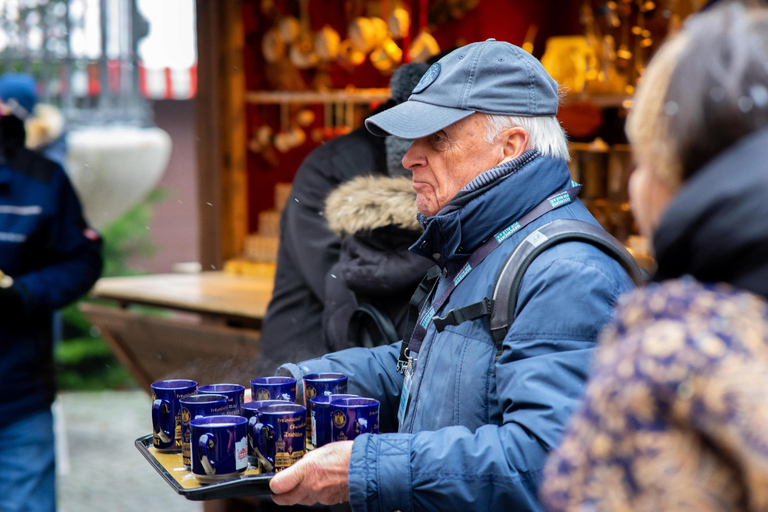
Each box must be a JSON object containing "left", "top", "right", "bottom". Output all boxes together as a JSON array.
[{"left": 135, "top": 434, "right": 274, "bottom": 501}]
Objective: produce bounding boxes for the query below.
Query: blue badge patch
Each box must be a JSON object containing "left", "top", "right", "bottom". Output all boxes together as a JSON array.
[{"left": 412, "top": 62, "right": 440, "bottom": 94}]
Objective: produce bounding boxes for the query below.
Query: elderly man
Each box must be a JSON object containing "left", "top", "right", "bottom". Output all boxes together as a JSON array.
[{"left": 270, "top": 39, "right": 634, "bottom": 511}]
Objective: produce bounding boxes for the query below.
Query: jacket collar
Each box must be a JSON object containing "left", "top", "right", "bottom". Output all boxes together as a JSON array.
[
  {"left": 410, "top": 151, "right": 573, "bottom": 268},
  {"left": 0, "top": 168, "right": 11, "bottom": 186},
  {"left": 0, "top": 154, "right": 15, "bottom": 186}
]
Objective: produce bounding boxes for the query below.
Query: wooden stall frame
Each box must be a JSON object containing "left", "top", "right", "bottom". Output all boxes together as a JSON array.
[
  {"left": 82, "top": 302, "right": 261, "bottom": 391},
  {"left": 196, "top": 0, "right": 248, "bottom": 270}
]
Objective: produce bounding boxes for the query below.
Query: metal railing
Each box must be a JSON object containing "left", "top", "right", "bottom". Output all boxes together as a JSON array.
[{"left": 0, "top": 0, "right": 150, "bottom": 127}]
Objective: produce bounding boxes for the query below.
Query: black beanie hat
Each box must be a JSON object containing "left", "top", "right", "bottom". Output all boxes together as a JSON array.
[{"left": 389, "top": 63, "right": 430, "bottom": 104}]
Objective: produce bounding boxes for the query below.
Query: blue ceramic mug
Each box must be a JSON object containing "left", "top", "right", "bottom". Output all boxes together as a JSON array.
[
  {"left": 180, "top": 394, "right": 230, "bottom": 468},
  {"left": 151, "top": 379, "right": 198, "bottom": 452},
  {"left": 198, "top": 383, "right": 245, "bottom": 415},
  {"left": 309, "top": 394, "right": 358, "bottom": 449},
  {"left": 252, "top": 403, "right": 306, "bottom": 472},
  {"left": 190, "top": 415, "right": 249, "bottom": 483},
  {"left": 250, "top": 376, "right": 297, "bottom": 402},
  {"left": 303, "top": 373, "right": 348, "bottom": 420},
  {"left": 330, "top": 397, "right": 380, "bottom": 442},
  {"left": 241, "top": 400, "right": 287, "bottom": 467}
]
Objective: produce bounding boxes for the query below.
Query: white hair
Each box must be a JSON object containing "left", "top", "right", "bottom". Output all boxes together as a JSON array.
[{"left": 483, "top": 114, "right": 571, "bottom": 161}]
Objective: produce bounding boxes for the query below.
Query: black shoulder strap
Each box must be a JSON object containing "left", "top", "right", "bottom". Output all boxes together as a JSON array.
[
  {"left": 397, "top": 265, "right": 441, "bottom": 372},
  {"left": 348, "top": 303, "right": 400, "bottom": 348},
  {"left": 489, "top": 219, "right": 647, "bottom": 349}
]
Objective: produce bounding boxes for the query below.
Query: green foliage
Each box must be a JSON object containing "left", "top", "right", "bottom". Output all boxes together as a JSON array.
[
  {"left": 54, "top": 335, "right": 132, "bottom": 391},
  {"left": 100, "top": 188, "right": 168, "bottom": 277},
  {"left": 55, "top": 189, "right": 169, "bottom": 391}
]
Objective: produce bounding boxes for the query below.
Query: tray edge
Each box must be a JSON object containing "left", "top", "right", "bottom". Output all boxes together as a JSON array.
[{"left": 134, "top": 435, "right": 274, "bottom": 501}]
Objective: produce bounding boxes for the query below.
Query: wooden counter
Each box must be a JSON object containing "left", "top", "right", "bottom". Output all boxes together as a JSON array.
[
  {"left": 82, "top": 272, "right": 272, "bottom": 391},
  {"left": 92, "top": 271, "right": 273, "bottom": 324}
]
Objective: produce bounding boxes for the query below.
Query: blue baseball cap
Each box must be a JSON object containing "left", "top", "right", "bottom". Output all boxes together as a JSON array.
[
  {"left": 365, "top": 39, "right": 560, "bottom": 139},
  {"left": 0, "top": 73, "right": 37, "bottom": 118}
]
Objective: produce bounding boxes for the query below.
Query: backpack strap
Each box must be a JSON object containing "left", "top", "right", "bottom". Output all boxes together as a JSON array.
[
  {"left": 397, "top": 265, "right": 442, "bottom": 373},
  {"left": 489, "top": 219, "right": 646, "bottom": 350},
  {"left": 433, "top": 297, "right": 492, "bottom": 332},
  {"left": 348, "top": 303, "right": 401, "bottom": 348}
]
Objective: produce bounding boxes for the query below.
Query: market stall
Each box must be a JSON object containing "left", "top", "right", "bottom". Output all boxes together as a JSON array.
[
  {"left": 88, "top": 0, "right": 698, "bottom": 421},
  {"left": 79, "top": 1, "right": 712, "bottom": 510}
]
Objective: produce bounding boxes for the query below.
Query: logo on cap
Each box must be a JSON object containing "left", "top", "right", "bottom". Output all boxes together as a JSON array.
[{"left": 412, "top": 63, "right": 440, "bottom": 94}]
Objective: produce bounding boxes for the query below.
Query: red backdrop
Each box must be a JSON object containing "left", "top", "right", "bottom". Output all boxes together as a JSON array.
[{"left": 242, "top": 0, "right": 582, "bottom": 232}]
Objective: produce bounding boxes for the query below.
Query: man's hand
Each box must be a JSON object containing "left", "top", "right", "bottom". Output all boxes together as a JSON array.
[{"left": 269, "top": 441, "right": 353, "bottom": 506}]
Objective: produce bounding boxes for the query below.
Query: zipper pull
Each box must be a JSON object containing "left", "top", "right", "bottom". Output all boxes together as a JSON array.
[{"left": 404, "top": 355, "right": 415, "bottom": 378}]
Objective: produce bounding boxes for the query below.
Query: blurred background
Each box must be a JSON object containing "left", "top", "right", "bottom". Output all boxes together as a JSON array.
[{"left": 0, "top": 0, "right": 710, "bottom": 511}]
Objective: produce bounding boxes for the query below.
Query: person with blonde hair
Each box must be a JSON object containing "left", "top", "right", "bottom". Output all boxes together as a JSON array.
[{"left": 541, "top": 4, "right": 768, "bottom": 511}]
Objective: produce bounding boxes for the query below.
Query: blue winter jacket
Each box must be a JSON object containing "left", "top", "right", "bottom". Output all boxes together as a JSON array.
[
  {"left": 279, "top": 152, "right": 634, "bottom": 511},
  {"left": 0, "top": 148, "right": 103, "bottom": 423}
]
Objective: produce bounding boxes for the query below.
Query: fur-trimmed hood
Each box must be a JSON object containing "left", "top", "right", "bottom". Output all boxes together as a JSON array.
[{"left": 325, "top": 174, "right": 421, "bottom": 236}]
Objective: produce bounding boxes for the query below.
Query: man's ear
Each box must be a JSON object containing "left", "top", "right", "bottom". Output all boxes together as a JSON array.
[{"left": 500, "top": 126, "right": 528, "bottom": 163}]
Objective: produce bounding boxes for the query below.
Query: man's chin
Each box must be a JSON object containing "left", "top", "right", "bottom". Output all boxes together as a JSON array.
[{"left": 416, "top": 197, "right": 439, "bottom": 218}]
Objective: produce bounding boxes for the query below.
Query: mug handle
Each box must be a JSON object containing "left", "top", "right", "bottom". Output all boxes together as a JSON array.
[
  {"left": 252, "top": 421, "right": 275, "bottom": 472},
  {"left": 198, "top": 433, "right": 216, "bottom": 475},
  {"left": 152, "top": 399, "right": 172, "bottom": 443},
  {"left": 247, "top": 416, "right": 259, "bottom": 459}
]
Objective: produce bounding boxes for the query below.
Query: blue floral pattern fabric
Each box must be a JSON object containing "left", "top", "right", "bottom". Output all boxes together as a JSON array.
[{"left": 541, "top": 278, "right": 768, "bottom": 512}]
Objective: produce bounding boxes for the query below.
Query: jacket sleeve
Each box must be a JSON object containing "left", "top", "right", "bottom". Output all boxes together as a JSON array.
[
  {"left": 347, "top": 258, "right": 633, "bottom": 512},
  {"left": 14, "top": 168, "right": 102, "bottom": 314},
  {"left": 277, "top": 341, "right": 404, "bottom": 433}
]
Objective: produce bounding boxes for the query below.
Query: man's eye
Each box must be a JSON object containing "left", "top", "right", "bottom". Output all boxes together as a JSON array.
[{"left": 428, "top": 133, "right": 447, "bottom": 149}]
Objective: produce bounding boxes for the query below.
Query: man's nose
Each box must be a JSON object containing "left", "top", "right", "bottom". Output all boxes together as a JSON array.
[{"left": 402, "top": 139, "right": 424, "bottom": 171}]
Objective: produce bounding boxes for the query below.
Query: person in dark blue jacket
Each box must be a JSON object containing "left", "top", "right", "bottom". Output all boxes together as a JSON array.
[
  {"left": 0, "top": 88, "right": 103, "bottom": 512},
  {"left": 268, "top": 40, "right": 635, "bottom": 511}
]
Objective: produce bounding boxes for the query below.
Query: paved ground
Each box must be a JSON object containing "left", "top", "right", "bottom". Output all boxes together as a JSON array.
[{"left": 55, "top": 390, "right": 203, "bottom": 512}]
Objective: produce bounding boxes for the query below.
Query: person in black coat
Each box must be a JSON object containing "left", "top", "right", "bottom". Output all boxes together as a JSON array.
[
  {"left": 256, "top": 64, "right": 429, "bottom": 374},
  {"left": 321, "top": 172, "right": 433, "bottom": 352},
  {"left": 257, "top": 127, "right": 387, "bottom": 373}
]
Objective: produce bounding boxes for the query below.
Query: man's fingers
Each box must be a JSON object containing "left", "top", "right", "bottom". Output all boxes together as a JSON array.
[
  {"left": 271, "top": 487, "right": 312, "bottom": 507},
  {"left": 272, "top": 485, "right": 345, "bottom": 508},
  {"left": 299, "top": 494, "right": 320, "bottom": 507},
  {"left": 270, "top": 460, "right": 306, "bottom": 495},
  {"left": 269, "top": 442, "right": 352, "bottom": 507}
]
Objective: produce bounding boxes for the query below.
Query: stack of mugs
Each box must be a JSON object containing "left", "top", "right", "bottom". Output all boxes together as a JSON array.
[{"left": 149, "top": 373, "right": 380, "bottom": 484}]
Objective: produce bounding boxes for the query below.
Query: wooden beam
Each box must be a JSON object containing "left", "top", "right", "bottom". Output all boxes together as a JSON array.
[
  {"left": 195, "top": 0, "right": 248, "bottom": 269},
  {"left": 221, "top": 0, "right": 249, "bottom": 263},
  {"left": 195, "top": 0, "right": 224, "bottom": 269}
]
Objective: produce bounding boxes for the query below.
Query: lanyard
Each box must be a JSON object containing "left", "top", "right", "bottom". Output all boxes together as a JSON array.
[{"left": 398, "top": 183, "right": 581, "bottom": 370}]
